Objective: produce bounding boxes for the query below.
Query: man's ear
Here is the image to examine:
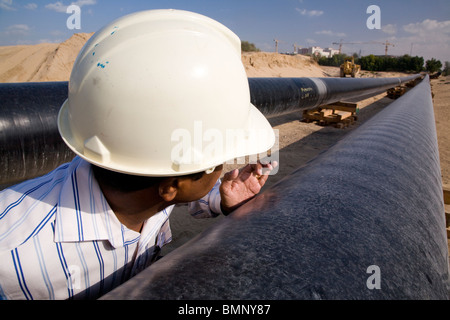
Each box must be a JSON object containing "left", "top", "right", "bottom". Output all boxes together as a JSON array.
[{"left": 158, "top": 178, "right": 178, "bottom": 202}]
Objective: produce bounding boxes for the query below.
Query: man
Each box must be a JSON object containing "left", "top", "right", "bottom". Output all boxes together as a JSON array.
[{"left": 0, "top": 9, "right": 276, "bottom": 299}]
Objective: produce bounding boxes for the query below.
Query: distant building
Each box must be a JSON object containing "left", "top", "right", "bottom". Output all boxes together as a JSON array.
[
  {"left": 323, "top": 47, "right": 340, "bottom": 57},
  {"left": 298, "top": 46, "right": 339, "bottom": 58}
]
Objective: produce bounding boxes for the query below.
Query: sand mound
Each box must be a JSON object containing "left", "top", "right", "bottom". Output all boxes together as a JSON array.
[
  {"left": 0, "top": 33, "right": 93, "bottom": 83},
  {"left": 242, "top": 52, "right": 326, "bottom": 78},
  {"left": 36, "top": 32, "right": 94, "bottom": 82},
  {"left": 0, "top": 33, "right": 326, "bottom": 83},
  {"left": 0, "top": 43, "right": 57, "bottom": 82}
]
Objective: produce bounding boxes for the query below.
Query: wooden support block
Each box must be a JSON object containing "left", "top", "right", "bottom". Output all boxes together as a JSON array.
[
  {"left": 335, "top": 111, "right": 352, "bottom": 120},
  {"left": 303, "top": 107, "right": 321, "bottom": 115},
  {"left": 446, "top": 210, "right": 450, "bottom": 228},
  {"left": 302, "top": 102, "right": 358, "bottom": 128},
  {"left": 443, "top": 187, "right": 450, "bottom": 238},
  {"left": 387, "top": 86, "right": 406, "bottom": 99},
  {"left": 320, "top": 109, "right": 334, "bottom": 117},
  {"left": 321, "top": 101, "right": 358, "bottom": 113},
  {"left": 443, "top": 186, "right": 450, "bottom": 204}
]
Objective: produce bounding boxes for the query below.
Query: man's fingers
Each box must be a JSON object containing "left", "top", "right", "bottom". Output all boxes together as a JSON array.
[
  {"left": 257, "top": 161, "right": 277, "bottom": 176},
  {"left": 224, "top": 161, "right": 278, "bottom": 182},
  {"left": 223, "top": 168, "right": 239, "bottom": 181}
]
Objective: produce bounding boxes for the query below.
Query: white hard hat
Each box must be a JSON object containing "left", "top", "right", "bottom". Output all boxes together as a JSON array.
[{"left": 58, "top": 9, "right": 275, "bottom": 176}]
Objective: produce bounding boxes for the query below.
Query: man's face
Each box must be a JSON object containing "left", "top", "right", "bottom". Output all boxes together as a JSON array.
[{"left": 174, "top": 165, "right": 223, "bottom": 202}]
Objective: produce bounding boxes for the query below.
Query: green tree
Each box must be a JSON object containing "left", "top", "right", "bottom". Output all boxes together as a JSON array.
[
  {"left": 241, "top": 41, "right": 260, "bottom": 52},
  {"left": 320, "top": 53, "right": 426, "bottom": 73},
  {"left": 425, "top": 58, "right": 442, "bottom": 73},
  {"left": 443, "top": 61, "right": 450, "bottom": 76},
  {"left": 317, "top": 54, "right": 346, "bottom": 67},
  {"left": 410, "top": 56, "right": 424, "bottom": 72},
  {"left": 360, "top": 54, "right": 377, "bottom": 71}
]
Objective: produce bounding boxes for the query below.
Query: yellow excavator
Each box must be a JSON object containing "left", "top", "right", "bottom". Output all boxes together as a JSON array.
[{"left": 340, "top": 57, "right": 361, "bottom": 77}]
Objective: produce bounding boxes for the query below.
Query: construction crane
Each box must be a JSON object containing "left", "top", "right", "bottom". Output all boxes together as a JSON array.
[
  {"left": 332, "top": 40, "right": 363, "bottom": 54},
  {"left": 372, "top": 40, "right": 395, "bottom": 56},
  {"left": 333, "top": 40, "right": 395, "bottom": 56},
  {"left": 274, "top": 39, "right": 283, "bottom": 53},
  {"left": 273, "top": 39, "right": 288, "bottom": 53}
]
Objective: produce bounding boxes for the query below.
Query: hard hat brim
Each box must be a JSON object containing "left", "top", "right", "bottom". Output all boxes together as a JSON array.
[
  {"left": 58, "top": 98, "right": 276, "bottom": 176},
  {"left": 239, "top": 103, "right": 276, "bottom": 160}
]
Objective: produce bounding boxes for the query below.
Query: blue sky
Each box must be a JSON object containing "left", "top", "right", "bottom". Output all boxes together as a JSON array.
[{"left": 1, "top": 0, "right": 449, "bottom": 63}]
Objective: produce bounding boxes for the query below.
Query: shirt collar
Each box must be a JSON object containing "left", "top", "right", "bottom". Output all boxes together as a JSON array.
[{"left": 53, "top": 157, "right": 140, "bottom": 248}]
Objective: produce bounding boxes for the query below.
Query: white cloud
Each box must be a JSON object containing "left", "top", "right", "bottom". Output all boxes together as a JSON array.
[
  {"left": 315, "top": 30, "right": 346, "bottom": 38},
  {"left": 24, "top": 3, "right": 37, "bottom": 10},
  {"left": 382, "top": 24, "right": 397, "bottom": 35},
  {"left": 45, "top": 0, "right": 96, "bottom": 13},
  {"left": 0, "top": 0, "right": 15, "bottom": 10},
  {"left": 45, "top": 1, "right": 67, "bottom": 12},
  {"left": 296, "top": 8, "right": 324, "bottom": 17},
  {"left": 75, "top": 0, "right": 96, "bottom": 6},
  {"left": 5, "top": 24, "right": 31, "bottom": 36},
  {"left": 403, "top": 19, "right": 450, "bottom": 36},
  {"left": 392, "top": 19, "right": 450, "bottom": 62},
  {"left": 402, "top": 19, "right": 450, "bottom": 50}
]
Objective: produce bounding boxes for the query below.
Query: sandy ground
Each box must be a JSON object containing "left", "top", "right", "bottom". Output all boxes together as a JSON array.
[
  {"left": 0, "top": 34, "right": 448, "bottom": 255},
  {"left": 430, "top": 75, "right": 450, "bottom": 255}
]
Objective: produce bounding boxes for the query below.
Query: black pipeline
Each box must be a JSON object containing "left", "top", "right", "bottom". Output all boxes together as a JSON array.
[
  {"left": 0, "top": 75, "right": 421, "bottom": 186},
  {"left": 248, "top": 74, "right": 421, "bottom": 117},
  {"left": 101, "top": 75, "right": 450, "bottom": 299},
  {"left": 0, "top": 82, "right": 74, "bottom": 187}
]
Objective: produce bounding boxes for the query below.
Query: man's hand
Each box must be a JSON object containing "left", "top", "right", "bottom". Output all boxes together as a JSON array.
[{"left": 219, "top": 161, "right": 277, "bottom": 215}]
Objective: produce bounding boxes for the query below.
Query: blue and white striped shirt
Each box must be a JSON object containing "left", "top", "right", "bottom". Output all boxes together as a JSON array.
[{"left": 0, "top": 156, "right": 222, "bottom": 300}]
